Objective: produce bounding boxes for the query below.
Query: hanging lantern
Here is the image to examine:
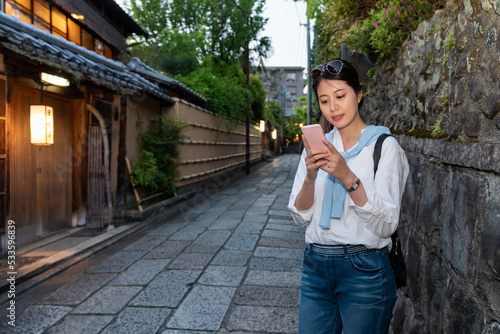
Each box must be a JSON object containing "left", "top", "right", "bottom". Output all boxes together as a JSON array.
[
  {"left": 271, "top": 129, "right": 277, "bottom": 140},
  {"left": 259, "top": 120, "right": 265, "bottom": 132},
  {"left": 30, "top": 105, "right": 54, "bottom": 145}
]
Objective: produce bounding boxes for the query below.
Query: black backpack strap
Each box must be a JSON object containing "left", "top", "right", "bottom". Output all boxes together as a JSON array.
[{"left": 373, "top": 133, "right": 392, "bottom": 178}]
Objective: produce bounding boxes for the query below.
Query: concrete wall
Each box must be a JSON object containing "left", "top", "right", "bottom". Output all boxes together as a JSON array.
[
  {"left": 164, "top": 98, "right": 261, "bottom": 189},
  {"left": 362, "top": 1, "right": 500, "bottom": 333}
]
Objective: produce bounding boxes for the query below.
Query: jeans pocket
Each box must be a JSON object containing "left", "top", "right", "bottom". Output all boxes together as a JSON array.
[
  {"left": 349, "top": 251, "right": 382, "bottom": 273},
  {"left": 303, "top": 245, "right": 311, "bottom": 264}
]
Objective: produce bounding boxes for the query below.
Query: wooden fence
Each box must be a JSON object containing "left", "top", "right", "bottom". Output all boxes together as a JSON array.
[{"left": 164, "top": 98, "right": 262, "bottom": 189}]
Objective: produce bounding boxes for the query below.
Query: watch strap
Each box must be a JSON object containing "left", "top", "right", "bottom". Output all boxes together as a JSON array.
[{"left": 347, "top": 178, "right": 360, "bottom": 193}]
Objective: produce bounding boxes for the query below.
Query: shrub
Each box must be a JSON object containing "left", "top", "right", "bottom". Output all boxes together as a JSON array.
[
  {"left": 313, "top": 0, "right": 446, "bottom": 63},
  {"left": 131, "top": 116, "right": 186, "bottom": 201}
]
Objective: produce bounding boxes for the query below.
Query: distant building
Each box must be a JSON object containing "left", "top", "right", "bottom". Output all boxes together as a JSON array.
[{"left": 257, "top": 66, "right": 305, "bottom": 117}]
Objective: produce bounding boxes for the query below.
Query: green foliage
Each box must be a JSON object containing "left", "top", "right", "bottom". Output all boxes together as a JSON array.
[
  {"left": 126, "top": 0, "right": 269, "bottom": 122},
  {"left": 444, "top": 31, "right": 456, "bottom": 52},
  {"left": 178, "top": 62, "right": 247, "bottom": 120},
  {"left": 250, "top": 73, "right": 267, "bottom": 121},
  {"left": 130, "top": 116, "right": 186, "bottom": 198},
  {"left": 304, "top": 0, "right": 446, "bottom": 63},
  {"left": 431, "top": 120, "right": 442, "bottom": 137},
  {"left": 265, "top": 100, "right": 281, "bottom": 129},
  {"left": 441, "top": 31, "right": 455, "bottom": 65},
  {"left": 286, "top": 97, "right": 308, "bottom": 143}
]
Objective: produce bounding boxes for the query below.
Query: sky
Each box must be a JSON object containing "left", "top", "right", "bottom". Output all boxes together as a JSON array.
[{"left": 114, "top": 0, "right": 310, "bottom": 71}]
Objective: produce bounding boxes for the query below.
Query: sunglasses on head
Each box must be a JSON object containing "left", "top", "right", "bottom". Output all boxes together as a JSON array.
[{"left": 311, "top": 60, "right": 343, "bottom": 80}]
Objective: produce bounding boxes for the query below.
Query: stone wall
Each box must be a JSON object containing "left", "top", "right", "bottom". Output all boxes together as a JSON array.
[{"left": 362, "top": 0, "right": 500, "bottom": 333}]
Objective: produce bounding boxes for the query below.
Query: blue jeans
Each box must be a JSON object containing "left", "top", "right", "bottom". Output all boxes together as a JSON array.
[{"left": 298, "top": 245, "right": 397, "bottom": 334}]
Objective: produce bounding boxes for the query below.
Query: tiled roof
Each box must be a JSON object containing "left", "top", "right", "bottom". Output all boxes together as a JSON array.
[
  {"left": 0, "top": 12, "right": 174, "bottom": 103},
  {"left": 127, "top": 57, "right": 208, "bottom": 107}
]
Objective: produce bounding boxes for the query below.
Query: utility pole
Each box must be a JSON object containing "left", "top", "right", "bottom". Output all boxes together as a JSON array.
[
  {"left": 306, "top": 19, "right": 312, "bottom": 125},
  {"left": 281, "top": 85, "right": 286, "bottom": 154},
  {"left": 229, "top": 0, "right": 251, "bottom": 174},
  {"left": 245, "top": 15, "right": 250, "bottom": 175}
]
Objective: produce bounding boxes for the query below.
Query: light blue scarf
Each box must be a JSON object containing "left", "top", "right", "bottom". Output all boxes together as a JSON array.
[{"left": 319, "top": 125, "right": 391, "bottom": 230}]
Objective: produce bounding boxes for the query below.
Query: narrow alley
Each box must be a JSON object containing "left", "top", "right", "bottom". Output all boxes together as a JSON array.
[{"left": 1, "top": 154, "right": 304, "bottom": 334}]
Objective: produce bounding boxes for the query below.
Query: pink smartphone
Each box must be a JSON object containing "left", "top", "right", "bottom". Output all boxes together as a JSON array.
[{"left": 301, "top": 124, "right": 329, "bottom": 153}]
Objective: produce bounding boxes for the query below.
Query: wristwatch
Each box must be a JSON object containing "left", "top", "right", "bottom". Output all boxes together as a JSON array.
[{"left": 347, "top": 178, "right": 361, "bottom": 193}]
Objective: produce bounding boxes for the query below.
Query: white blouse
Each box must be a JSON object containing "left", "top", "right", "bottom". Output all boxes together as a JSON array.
[{"left": 288, "top": 128, "right": 410, "bottom": 249}]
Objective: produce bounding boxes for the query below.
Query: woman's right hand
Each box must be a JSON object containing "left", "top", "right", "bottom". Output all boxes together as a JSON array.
[{"left": 302, "top": 134, "right": 330, "bottom": 181}]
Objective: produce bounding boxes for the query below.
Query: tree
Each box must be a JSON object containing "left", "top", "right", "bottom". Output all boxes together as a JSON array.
[
  {"left": 126, "top": 0, "right": 270, "bottom": 121},
  {"left": 128, "top": 0, "right": 270, "bottom": 76}
]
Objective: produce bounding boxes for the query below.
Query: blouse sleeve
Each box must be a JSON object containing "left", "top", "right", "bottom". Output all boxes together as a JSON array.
[
  {"left": 347, "top": 137, "right": 410, "bottom": 238},
  {"left": 287, "top": 149, "right": 315, "bottom": 226}
]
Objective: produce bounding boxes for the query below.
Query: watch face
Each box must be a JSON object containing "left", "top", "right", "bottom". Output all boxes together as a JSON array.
[{"left": 352, "top": 182, "right": 359, "bottom": 190}]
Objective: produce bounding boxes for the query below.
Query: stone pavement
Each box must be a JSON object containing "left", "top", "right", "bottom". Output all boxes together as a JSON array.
[{"left": 1, "top": 154, "right": 305, "bottom": 334}]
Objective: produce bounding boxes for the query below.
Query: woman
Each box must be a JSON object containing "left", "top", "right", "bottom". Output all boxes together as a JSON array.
[{"left": 288, "top": 59, "right": 409, "bottom": 334}]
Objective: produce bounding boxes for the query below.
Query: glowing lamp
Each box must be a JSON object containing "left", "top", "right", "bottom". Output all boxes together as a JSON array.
[
  {"left": 71, "top": 14, "right": 84, "bottom": 20},
  {"left": 30, "top": 105, "right": 54, "bottom": 145},
  {"left": 271, "top": 129, "right": 277, "bottom": 140},
  {"left": 41, "top": 72, "right": 70, "bottom": 87},
  {"left": 259, "top": 120, "right": 265, "bottom": 132}
]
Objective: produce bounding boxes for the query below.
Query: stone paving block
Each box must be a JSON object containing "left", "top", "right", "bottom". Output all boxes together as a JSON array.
[
  {"left": 73, "top": 286, "right": 142, "bottom": 314},
  {"left": 234, "top": 285, "right": 299, "bottom": 307},
  {"left": 242, "top": 214, "right": 269, "bottom": 224},
  {"left": 183, "top": 243, "right": 221, "bottom": 254},
  {"left": 168, "top": 252, "right": 214, "bottom": 269},
  {"left": 162, "top": 330, "right": 211, "bottom": 334},
  {"left": 201, "top": 208, "right": 225, "bottom": 218},
  {"left": 211, "top": 250, "right": 251, "bottom": 267},
  {"left": 208, "top": 218, "right": 241, "bottom": 230},
  {"left": 235, "top": 222, "right": 265, "bottom": 234},
  {"left": 143, "top": 240, "right": 191, "bottom": 259},
  {"left": 198, "top": 266, "right": 246, "bottom": 286},
  {"left": 266, "top": 223, "right": 305, "bottom": 233},
  {"left": 123, "top": 234, "right": 168, "bottom": 251},
  {"left": 262, "top": 229, "right": 304, "bottom": 240},
  {"left": 110, "top": 259, "right": 170, "bottom": 286},
  {"left": 169, "top": 230, "right": 200, "bottom": 241},
  {"left": 194, "top": 230, "right": 231, "bottom": 247},
  {"left": 244, "top": 270, "right": 302, "bottom": 287},
  {"left": 89, "top": 251, "right": 147, "bottom": 273},
  {"left": 167, "top": 285, "right": 236, "bottom": 331},
  {"left": 192, "top": 216, "right": 218, "bottom": 228},
  {"left": 267, "top": 217, "right": 295, "bottom": 225},
  {"left": 244, "top": 206, "right": 269, "bottom": 215},
  {"left": 258, "top": 237, "right": 306, "bottom": 249},
  {"left": 253, "top": 246, "right": 303, "bottom": 259},
  {"left": 226, "top": 305, "right": 299, "bottom": 333},
  {"left": 101, "top": 307, "right": 171, "bottom": 334},
  {"left": 130, "top": 270, "right": 201, "bottom": 307},
  {"left": 220, "top": 209, "right": 247, "bottom": 219},
  {"left": 249, "top": 257, "right": 302, "bottom": 271},
  {"left": 45, "top": 315, "right": 114, "bottom": 334},
  {"left": 268, "top": 209, "right": 293, "bottom": 218},
  {"left": 229, "top": 201, "right": 255, "bottom": 210},
  {"left": 41, "top": 273, "right": 116, "bottom": 305},
  {"left": 224, "top": 233, "right": 259, "bottom": 251},
  {"left": 149, "top": 222, "right": 186, "bottom": 235},
  {"left": 2, "top": 305, "right": 72, "bottom": 334}
]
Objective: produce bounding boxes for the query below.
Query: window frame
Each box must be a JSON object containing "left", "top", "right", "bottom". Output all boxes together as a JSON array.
[{"left": 2, "top": 0, "right": 114, "bottom": 59}]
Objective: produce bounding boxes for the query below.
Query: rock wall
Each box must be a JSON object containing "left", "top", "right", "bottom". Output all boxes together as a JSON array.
[{"left": 362, "top": 0, "right": 500, "bottom": 333}]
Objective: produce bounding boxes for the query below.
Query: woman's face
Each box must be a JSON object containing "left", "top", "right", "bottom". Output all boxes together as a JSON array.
[{"left": 317, "top": 79, "right": 363, "bottom": 131}]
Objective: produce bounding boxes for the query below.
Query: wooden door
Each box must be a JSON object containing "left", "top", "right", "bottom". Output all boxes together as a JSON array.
[
  {"left": 0, "top": 75, "right": 6, "bottom": 238},
  {"left": 9, "top": 85, "right": 73, "bottom": 238}
]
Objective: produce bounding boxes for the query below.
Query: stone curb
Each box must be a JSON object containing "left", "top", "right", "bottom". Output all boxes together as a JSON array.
[{"left": 0, "top": 204, "right": 181, "bottom": 306}]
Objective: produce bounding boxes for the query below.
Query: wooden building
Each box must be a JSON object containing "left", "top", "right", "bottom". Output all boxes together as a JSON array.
[{"left": 0, "top": 0, "right": 207, "bottom": 252}]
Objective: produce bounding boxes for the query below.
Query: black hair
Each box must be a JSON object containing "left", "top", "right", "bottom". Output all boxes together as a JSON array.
[{"left": 312, "top": 59, "right": 364, "bottom": 110}]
